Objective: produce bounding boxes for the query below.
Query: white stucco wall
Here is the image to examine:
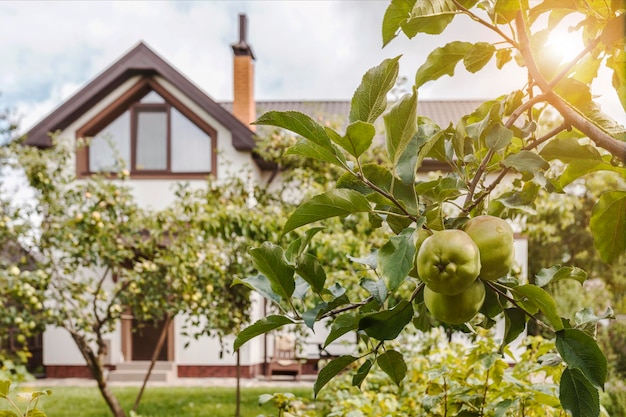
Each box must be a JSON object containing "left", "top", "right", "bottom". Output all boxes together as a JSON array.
[{"left": 43, "top": 75, "right": 268, "bottom": 371}]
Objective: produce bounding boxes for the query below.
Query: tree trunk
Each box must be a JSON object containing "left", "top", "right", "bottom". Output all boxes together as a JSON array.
[
  {"left": 71, "top": 332, "right": 127, "bottom": 417},
  {"left": 133, "top": 313, "right": 172, "bottom": 413}
]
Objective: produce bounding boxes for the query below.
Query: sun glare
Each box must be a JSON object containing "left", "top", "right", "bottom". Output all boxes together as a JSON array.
[{"left": 545, "top": 25, "right": 585, "bottom": 65}]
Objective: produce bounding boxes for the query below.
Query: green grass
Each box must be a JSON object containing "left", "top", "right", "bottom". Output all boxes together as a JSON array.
[{"left": 6, "top": 385, "right": 316, "bottom": 417}]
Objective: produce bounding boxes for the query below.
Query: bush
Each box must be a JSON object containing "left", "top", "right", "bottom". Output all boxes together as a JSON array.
[
  {"left": 316, "top": 329, "right": 565, "bottom": 416},
  {"left": 598, "top": 321, "right": 626, "bottom": 381},
  {"left": 602, "top": 384, "right": 626, "bottom": 417}
]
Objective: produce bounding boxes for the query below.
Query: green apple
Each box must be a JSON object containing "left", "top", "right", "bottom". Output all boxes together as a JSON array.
[
  {"left": 464, "top": 215, "right": 514, "bottom": 281},
  {"left": 424, "top": 279, "right": 486, "bottom": 325},
  {"left": 416, "top": 229, "right": 481, "bottom": 295}
]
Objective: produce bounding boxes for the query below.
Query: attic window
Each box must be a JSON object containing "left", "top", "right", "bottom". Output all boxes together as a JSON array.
[{"left": 78, "top": 82, "right": 217, "bottom": 179}]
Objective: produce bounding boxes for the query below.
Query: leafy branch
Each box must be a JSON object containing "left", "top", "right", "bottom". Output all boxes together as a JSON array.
[{"left": 515, "top": 12, "right": 626, "bottom": 163}]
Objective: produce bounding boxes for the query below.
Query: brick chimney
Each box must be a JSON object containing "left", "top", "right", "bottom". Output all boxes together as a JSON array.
[{"left": 231, "top": 14, "right": 256, "bottom": 132}]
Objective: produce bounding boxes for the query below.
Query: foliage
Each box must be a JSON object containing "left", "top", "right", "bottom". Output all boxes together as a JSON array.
[
  {"left": 0, "top": 135, "right": 289, "bottom": 417},
  {"left": 597, "top": 321, "right": 626, "bottom": 382},
  {"left": 601, "top": 383, "right": 626, "bottom": 417},
  {"left": 236, "top": 1, "right": 625, "bottom": 416},
  {"left": 525, "top": 171, "right": 626, "bottom": 316},
  {"left": 320, "top": 330, "right": 566, "bottom": 416},
  {"left": 0, "top": 379, "right": 51, "bottom": 417}
]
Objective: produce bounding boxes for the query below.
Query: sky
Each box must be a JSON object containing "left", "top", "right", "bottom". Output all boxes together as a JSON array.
[{"left": 1, "top": 0, "right": 624, "bottom": 132}]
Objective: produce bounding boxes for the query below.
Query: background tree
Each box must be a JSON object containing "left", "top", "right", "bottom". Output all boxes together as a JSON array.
[
  {"left": 0, "top": 135, "right": 287, "bottom": 417},
  {"left": 525, "top": 171, "right": 626, "bottom": 317},
  {"left": 235, "top": 1, "right": 625, "bottom": 416}
]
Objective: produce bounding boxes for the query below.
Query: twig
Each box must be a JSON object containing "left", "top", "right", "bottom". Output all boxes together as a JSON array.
[
  {"left": 320, "top": 296, "right": 374, "bottom": 319},
  {"left": 461, "top": 123, "right": 568, "bottom": 214},
  {"left": 484, "top": 281, "right": 553, "bottom": 332},
  {"left": 452, "top": 0, "right": 518, "bottom": 47},
  {"left": 463, "top": 148, "right": 495, "bottom": 210}
]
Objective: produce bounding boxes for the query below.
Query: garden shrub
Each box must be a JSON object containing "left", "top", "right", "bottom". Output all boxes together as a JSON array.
[{"left": 318, "top": 329, "right": 566, "bottom": 417}]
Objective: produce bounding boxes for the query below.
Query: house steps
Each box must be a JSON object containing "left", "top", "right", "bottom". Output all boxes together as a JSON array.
[{"left": 108, "top": 361, "right": 176, "bottom": 383}]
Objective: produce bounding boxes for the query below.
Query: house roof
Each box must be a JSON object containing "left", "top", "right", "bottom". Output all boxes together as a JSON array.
[
  {"left": 24, "top": 42, "right": 256, "bottom": 151},
  {"left": 220, "top": 99, "right": 484, "bottom": 129}
]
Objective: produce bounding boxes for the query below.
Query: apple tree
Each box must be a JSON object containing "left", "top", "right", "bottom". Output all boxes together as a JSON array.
[
  {"left": 235, "top": 1, "right": 625, "bottom": 416},
  {"left": 0, "top": 136, "right": 288, "bottom": 417}
]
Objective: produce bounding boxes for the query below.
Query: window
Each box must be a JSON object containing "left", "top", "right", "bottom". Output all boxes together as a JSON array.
[{"left": 81, "top": 86, "right": 216, "bottom": 178}]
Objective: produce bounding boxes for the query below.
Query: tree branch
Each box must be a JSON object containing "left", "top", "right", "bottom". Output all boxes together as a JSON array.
[
  {"left": 321, "top": 296, "right": 374, "bottom": 319},
  {"left": 515, "top": 12, "right": 626, "bottom": 163}
]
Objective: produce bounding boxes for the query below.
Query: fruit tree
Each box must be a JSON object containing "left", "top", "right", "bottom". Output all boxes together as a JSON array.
[{"left": 235, "top": 1, "right": 625, "bottom": 416}]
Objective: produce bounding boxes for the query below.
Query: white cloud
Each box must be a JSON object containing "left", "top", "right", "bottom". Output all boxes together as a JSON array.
[{"left": 0, "top": 0, "right": 623, "bottom": 129}]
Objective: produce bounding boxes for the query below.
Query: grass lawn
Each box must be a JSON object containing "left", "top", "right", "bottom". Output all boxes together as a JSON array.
[{"left": 6, "top": 385, "right": 317, "bottom": 417}]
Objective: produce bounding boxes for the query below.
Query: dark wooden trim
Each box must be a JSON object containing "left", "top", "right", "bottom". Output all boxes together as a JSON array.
[
  {"left": 76, "top": 76, "right": 218, "bottom": 179},
  {"left": 25, "top": 42, "right": 254, "bottom": 151}
]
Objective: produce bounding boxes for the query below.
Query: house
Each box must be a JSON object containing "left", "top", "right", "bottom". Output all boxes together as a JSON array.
[{"left": 23, "top": 14, "right": 488, "bottom": 380}]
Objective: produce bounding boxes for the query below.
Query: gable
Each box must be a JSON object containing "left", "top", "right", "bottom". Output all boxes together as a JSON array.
[
  {"left": 24, "top": 42, "right": 255, "bottom": 152},
  {"left": 75, "top": 77, "right": 218, "bottom": 178}
]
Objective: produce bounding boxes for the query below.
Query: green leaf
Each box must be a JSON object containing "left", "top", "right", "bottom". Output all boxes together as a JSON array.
[
  {"left": 283, "top": 189, "right": 371, "bottom": 234},
  {"left": 512, "top": 285, "right": 564, "bottom": 331},
  {"left": 302, "top": 303, "right": 326, "bottom": 330},
  {"left": 495, "top": 49, "right": 512, "bottom": 69},
  {"left": 358, "top": 300, "right": 414, "bottom": 340},
  {"left": 295, "top": 253, "right": 327, "bottom": 293},
  {"left": 324, "top": 312, "right": 359, "bottom": 348},
  {"left": 253, "top": 111, "right": 347, "bottom": 167},
  {"left": 574, "top": 307, "right": 615, "bottom": 337},
  {"left": 401, "top": 0, "right": 464, "bottom": 37},
  {"left": 465, "top": 102, "right": 501, "bottom": 140},
  {"left": 535, "top": 265, "right": 587, "bottom": 287},
  {"left": 485, "top": 122, "right": 513, "bottom": 151},
  {"left": 254, "top": 111, "right": 332, "bottom": 148},
  {"left": 360, "top": 278, "right": 388, "bottom": 305},
  {"left": 382, "top": 0, "right": 416, "bottom": 47},
  {"left": 331, "top": 121, "right": 376, "bottom": 158},
  {"left": 590, "top": 191, "right": 626, "bottom": 264},
  {"left": 384, "top": 89, "right": 418, "bottom": 167},
  {"left": 285, "top": 138, "right": 345, "bottom": 167},
  {"left": 0, "top": 411, "right": 19, "bottom": 417},
  {"left": 232, "top": 274, "right": 281, "bottom": 304},
  {"left": 285, "top": 226, "right": 325, "bottom": 262},
  {"left": 293, "top": 275, "right": 310, "bottom": 300},
  {"left": 607, "top": 49, "right": 626, "bottom": 112},
  {"left": 493, "top": 0, "right": 527, "bottom": 24},
  {"left": 415, "top": 41, "right": 473, "bottom": 88},
  {"left": 0, "top": 380, "right": 10, "bottom": 398},
  {"left": 352, "top": 358, "right": 374, "bottom": 388},
  {"left": 559, "top": 159, "right": 626, "bottom": 188},
  {"left": 463, "top": 42, "right": 496, "bottom": 73},
  {"left": 600, "top": 13, "right": 626, "bottom": 45},
  {"left": 559, "top": 368, "right": 600, "bottom": 417},
  {"left": 350, "top": 56, "right": 401, "bottom": 124},
  {"left": 378, "top": 228, "right": 415, "bottom": 292},
  {"left": 502, "top": 308, "right": 526, "bottom": 349},
  {"left": 248, "top": 243, "right": 295, "bottom": 300},
  {"left": 377, "top": 349, "right": 407, "bottom": 386},
  {"left": 314, "top": 355, "right": 359, "bottom": 397},
  {"left": 502, "top": 150, "right": 549, "bottom": 175},
  {"left": 26, "top": 409, "right": 47, "bottom": 417},
  {"left": 415, "top": 119, "right": 448, "bottom": 170},
  {"left": 556, "top": 328, "right": 608, "bottom": 389},
  {"left": 234, "top": 315, "right": 294, "bottom": 351}
]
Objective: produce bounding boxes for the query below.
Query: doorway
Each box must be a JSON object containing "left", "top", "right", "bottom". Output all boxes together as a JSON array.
[{"left": 122, "top": 314, "right": 174, "bottom": 362}]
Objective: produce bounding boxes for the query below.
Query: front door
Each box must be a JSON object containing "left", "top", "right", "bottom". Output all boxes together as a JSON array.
[
  {"left": 121, "top": 312, "right": 174, "bottom": 362},
  {"left": 131, "top": 319, "right": 169, "bottom": 361}
]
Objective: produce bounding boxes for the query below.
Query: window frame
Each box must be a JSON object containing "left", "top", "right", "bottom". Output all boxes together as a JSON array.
[{"left": 76, "top": 78, "right": 218, "bottom": 179}]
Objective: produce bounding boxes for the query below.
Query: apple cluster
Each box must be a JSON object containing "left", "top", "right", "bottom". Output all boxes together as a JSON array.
[{"left": 415, "top": 216, "right": 515, "bottom": 325}]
